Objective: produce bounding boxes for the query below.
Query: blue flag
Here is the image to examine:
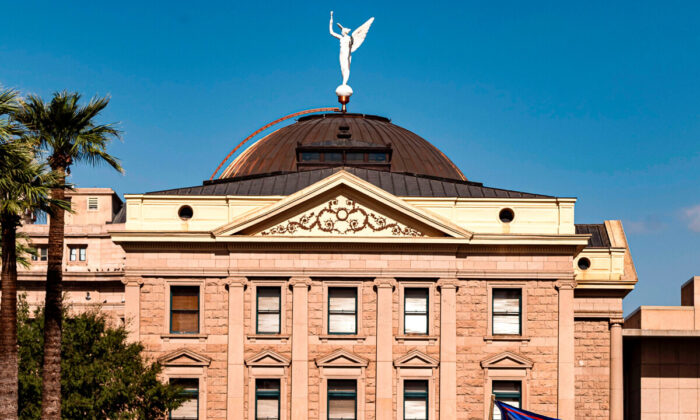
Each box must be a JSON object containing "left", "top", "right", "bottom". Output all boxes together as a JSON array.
[{"left": 494, "top": 400, "right": 560, "bottom": 420}]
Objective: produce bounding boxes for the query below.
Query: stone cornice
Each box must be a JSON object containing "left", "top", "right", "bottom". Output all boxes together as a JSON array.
[{"left": 124, "top": 267, "right": 575, "bottom": 281}]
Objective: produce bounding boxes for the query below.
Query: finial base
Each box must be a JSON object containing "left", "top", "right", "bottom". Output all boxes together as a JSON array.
[{"left": 335, "top": 84, "right": 353, "bottom": 113}]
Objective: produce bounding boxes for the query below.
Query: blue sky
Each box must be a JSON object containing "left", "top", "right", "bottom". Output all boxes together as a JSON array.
[{"left": 2, "top": 1, "right": 698, "bottom": 314}]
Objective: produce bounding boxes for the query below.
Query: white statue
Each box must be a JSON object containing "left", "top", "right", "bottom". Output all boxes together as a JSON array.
[{"left": 329, "top": 11, "right": 374, "bottom": 100}]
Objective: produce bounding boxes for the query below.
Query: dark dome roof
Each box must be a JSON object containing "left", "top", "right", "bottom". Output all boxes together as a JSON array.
[{"left": 220, "top": 113, "right": 466, "bottom": 181}]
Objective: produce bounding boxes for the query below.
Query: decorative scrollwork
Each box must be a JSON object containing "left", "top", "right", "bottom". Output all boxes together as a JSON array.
[{"left": 260, "top": 197, "right": 424, "bottom": 237}]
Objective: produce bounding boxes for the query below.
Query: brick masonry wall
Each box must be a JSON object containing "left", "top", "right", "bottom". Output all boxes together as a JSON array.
[{"left": 574, "top": 319, "right": 610, "bottom": 420}]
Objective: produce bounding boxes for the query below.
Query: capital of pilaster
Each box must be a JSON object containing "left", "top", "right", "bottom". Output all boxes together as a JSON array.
[
  {"left": 289, "top": 277, "right": 312, "bottom": 288},
  {"left": 121, "top": 277, "right": 143, "bottom": 287},
  {"left": 226, "top": 277, "right": 248, "bottom": 288},
  {"left": 554, "top": 280, "right": 577, "bottom": 291},
  {"left": 373, "top": 277, "right": 396, "bottom": 289},
  {"left": 437, "top": 278, "right": 459, "bottom": 289},
  {"left": 609, "top": 317, "right": 625, "bottom": 327}
]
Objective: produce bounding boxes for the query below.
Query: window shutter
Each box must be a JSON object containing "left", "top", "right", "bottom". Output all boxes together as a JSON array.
[{"left": 88, "top": 197, "right": 98, "bottom": 210}]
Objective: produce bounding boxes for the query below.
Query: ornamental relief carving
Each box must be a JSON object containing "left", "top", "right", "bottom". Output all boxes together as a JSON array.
[{"left": 258, "top": 195, "right": 425, "bottom": 237}]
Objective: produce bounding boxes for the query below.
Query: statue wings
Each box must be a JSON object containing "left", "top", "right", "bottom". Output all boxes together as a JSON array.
[{"left": 351, "top": 17, "right": 374, "bottom": 53}]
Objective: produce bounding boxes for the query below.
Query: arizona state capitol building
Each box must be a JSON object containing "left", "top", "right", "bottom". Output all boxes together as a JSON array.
[
  {"left": 18, "top": 107, "right": 640, "bottom": 420},
  {"left": 16, "top": 13, "right": 700, "bottom": 420}
]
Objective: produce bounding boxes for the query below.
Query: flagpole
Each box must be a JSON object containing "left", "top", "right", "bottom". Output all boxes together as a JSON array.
[{"left": 487, "top": 394, "right": 495, "bottom": 420}]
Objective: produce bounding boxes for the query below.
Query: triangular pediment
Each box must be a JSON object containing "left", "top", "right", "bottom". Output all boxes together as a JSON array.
[
  {"left": 480, "top": 351, "right": 533, "bottom": 369},
  {"left": 315, "top": 349, "right": 368, "bottom": 368},
  {"left": 394, "top": 350, "right": 439, "bottom": 368},
  {"left": 213, "top": 171, "right": 472, "bottom": 239},
  {"left": 158, "top": 348, "right": 212, "bottom": 367},
  {"left": 245, "top": 350, "right": 290, "bottom": 367}
]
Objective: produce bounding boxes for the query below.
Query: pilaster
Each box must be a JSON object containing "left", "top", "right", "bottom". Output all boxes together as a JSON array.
[
  {"left": 374, "top": 277, "right": 396, "bottom": 419},
  {"left": 556, "top": 280, "right": 576, "bottom": 419},
  {"left": 290, "top": 277, "right": 312, "bottom": 420},
  {"left": 121, "top": 276, "right": 143, "bottom": 343},
  {"left": 226, "top": 277, "right": 247, "bottom": 419},
  {"left": 609, "top": 318, "right": 624, "bottom": 420},
  {"left": 438, "top": 278, "right": 458, "bottom": 419}
]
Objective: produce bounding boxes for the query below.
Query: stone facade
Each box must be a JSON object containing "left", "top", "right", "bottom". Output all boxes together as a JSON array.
[{"left": 7, "top": 171, "right": 641, "bottom": 419}]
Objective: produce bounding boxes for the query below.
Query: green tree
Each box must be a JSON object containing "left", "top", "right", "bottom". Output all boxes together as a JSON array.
[
  {"left": 0, "top": 87, "right": 60, "bottom": 420},
  {"left": 17, "top": 298, "right": 185, "bottom": 419},
  {"left": 15, "top": 92, "right": 122, "bottom": 419}
]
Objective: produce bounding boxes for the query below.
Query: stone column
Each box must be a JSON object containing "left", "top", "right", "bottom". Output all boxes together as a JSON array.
[
  {"left": 121, "top": 277, "right": 143, "bottom": 343},
  {"left": 290, "top": 277, "right": 312, "bottom": 420},
  {"left": 438, "top": 278, "right": 458, "bottom": 419},
  {"left": 609, "top": 318, "right": 624, "bottom": 420},
  {"left": 374, "top": 277, "right": 396, "bottom": 419},
  {"left": 556, "top": 280, "right": 576, "bottom": 419},
  {"left": 226, "top": 277, "right": 247, "bottom": 419}
]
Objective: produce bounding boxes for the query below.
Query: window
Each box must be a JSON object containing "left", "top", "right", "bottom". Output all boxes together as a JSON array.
[
  {"left": 170, "top": 378, "right": 199, "bottom": 420},
  {"left": 32, "top": 209, "right": 48, "bottom": 225},
  {"left": 346, "top": 152, "right": 364, "bottom": 162},
  {"left": 492, "top": 289, "right": 521, "bottom": 335},
  {"left": 404, "top": 288, "right": 428, "bottom": 335},
  {"left": 327, "top": 379, "right": 356, "bottom": 420},
  {"left": 255, "top": 379, "right": 280, "bottom": 420},
  {"left": 31, "top": 247, "right": 48, "bottom": 262},
  {"left": 368, "top": 152, "right": 387, "bottom": 162},
  {"left": 492, "top": 380, "right": 521, "bottom": 420},
  {"left": 88, "top": 197, "right": 99, "bottom": 210},
  {"left": 256, "top": 287, "right": 281, "bottom": 334},
  {"left": 69, "top": 246, "right": 87, "bottom": 262},
  {"left": 404, "top": 380, "right": 428, "bottom": 420},
  {"left": 300, "top": 152, "right": 321, "bottom": 162},
  {"left": 170, "top": 286, "right": 199, "bottom": 334},
  {"left": 328, "top": 288, "right": 357, "bottom": 334},
  {"left": 325, "top": 152, "right": 342, "bottom": 162}
]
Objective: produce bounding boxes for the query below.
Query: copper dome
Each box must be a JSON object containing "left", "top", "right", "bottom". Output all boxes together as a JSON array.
[{"left": 220, "top": 113, "right": 466, "bottom": 181}]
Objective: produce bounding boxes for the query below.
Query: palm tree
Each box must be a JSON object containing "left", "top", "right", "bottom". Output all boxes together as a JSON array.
[
  {"left": 0, "top": 88, "right": 58, "bottom": 420},
  {"left": 15, "top": 91, "right": 122, "bottom": 419}
]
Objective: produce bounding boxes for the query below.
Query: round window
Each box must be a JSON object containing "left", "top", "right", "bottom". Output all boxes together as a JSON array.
[
  {"left": 178, "top": 205, "right": 193, "bottom": 220},
  {"left": 577, "top": 257, "right": 591, "bottom": 270},
  {"left": 499, "top": 208, "right": 515, "bottom": 223}
]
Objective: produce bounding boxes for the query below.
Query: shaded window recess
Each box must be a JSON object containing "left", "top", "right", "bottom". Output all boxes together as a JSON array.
[{"left": 296, "top": 143, "right": 392, "bottom": 172}]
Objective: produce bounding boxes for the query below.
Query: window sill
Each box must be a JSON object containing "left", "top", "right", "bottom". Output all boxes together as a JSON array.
[
  {"left": 247, "top": 334, "right": 290, "bottom": 343},
  {"left": 161, "top": 333, "right": 208, "bottom": 342},
  {"left": 319, "top": 334, "right": 366, "bottom": 343},
  {"left": 395, "top": 335, "right": 438, "bottom": 343},
  {"left": 484, "top": 335, "right": 530, "bottom": 343}
]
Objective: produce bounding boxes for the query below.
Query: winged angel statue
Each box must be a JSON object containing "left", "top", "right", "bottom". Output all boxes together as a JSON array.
[{"left": 329, "top": 11, "right": 374, "bottom": 90}]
